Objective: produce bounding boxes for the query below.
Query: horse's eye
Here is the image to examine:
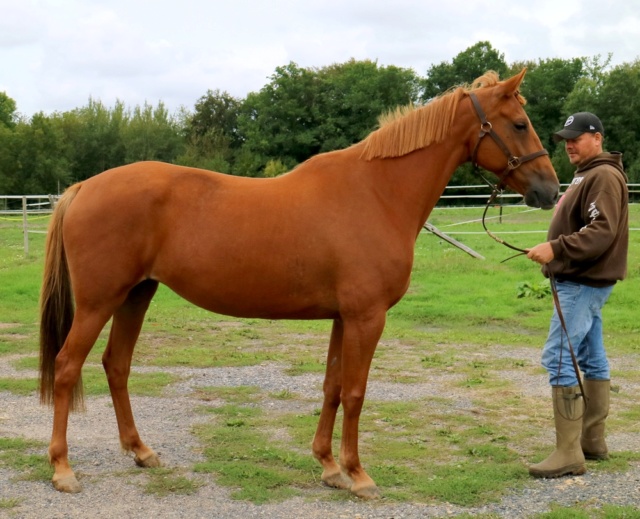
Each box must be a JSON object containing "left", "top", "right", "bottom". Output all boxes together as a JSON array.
[{"left": 515, "top": 122, "right": 528, "bottom": 132}]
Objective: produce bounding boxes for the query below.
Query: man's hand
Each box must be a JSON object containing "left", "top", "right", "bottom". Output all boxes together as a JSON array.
[{"left": 527, "top": 242, "right": 554, "bottom": 265}]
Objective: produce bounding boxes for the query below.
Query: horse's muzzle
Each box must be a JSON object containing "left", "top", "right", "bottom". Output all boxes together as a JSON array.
[{"left": 524, "top": 177, "right": 560, "bottom": 210}]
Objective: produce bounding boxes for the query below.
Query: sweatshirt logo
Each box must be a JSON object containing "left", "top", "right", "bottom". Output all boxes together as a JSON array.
[{"left": 580, "top": 201, "right": 600, "bottom": 232}]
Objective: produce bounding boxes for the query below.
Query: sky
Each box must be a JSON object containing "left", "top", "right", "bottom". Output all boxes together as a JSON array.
[{"left": 2, "top": 0, "right": 640, "bottom": 118}]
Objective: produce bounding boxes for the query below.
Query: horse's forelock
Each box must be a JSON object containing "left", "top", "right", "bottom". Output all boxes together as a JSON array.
[
  {"left": 469, "top": 71, "right": 500, "bottom": 89},
  {"left": 470, "top": 70, "right": 526, "bottom": 106}
]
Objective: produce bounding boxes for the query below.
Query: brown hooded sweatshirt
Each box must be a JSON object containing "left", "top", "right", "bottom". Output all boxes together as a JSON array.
[{"left": 542, "top": 151, "right": 628, "bottom": 287}]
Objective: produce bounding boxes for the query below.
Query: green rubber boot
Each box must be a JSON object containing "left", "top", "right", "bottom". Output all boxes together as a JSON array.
[
  {"left": 529, "top": 385, "right": 586, "bottom": 478},
  {"left": 581, "top": 379, "right": 610, "bottom": 460}
]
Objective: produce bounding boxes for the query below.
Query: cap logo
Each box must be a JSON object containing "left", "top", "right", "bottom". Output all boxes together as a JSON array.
[
  {"left": 564, "top": 116, "right": 574, "bottom": 127},
  {"left": 589, "top": 125, "right": 596, "bottom": 130}
]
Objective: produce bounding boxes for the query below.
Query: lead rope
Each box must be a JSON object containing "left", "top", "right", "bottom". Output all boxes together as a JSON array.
[
  {"left": 481, "top": 189, "right": 586, "bottom": 419},
  {"left": 467, "top": 90, "right": 584, "bottom": 415},
  {"left": 548, "top": 272, "right": 587, "bottom": 419}
]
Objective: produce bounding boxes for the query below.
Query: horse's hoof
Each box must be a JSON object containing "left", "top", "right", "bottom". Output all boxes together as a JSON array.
[
  {"left": 351, "top": 483, "right": 381, "bottom": 500},
  {"left": 322, "top": 470, "right": 351, "bottom": 490},
  {"left": 52, "top": 475, "right": 82, "bottom": 493},
  {"left": 134, "top": 452, "right": 161, "bottom": 468}
]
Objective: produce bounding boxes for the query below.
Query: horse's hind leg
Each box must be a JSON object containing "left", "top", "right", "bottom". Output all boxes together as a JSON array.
[
  {"left": 49, "top": 308, "right": 113, "bottom": 493},
  {"left": 312, "top": 319, "right": 351, "bottom": 489},
  {"left": 102, "top": 280, "right": 161, "bottom": 468}
]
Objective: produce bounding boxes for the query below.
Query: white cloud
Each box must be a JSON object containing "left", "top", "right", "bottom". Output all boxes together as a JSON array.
[{"left": 1, "top": 0, "right": 639, "bottom": 117}]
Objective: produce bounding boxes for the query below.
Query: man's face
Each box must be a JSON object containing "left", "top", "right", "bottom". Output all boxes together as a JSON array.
[{"left": 564, "top": 132, "right": 603, "bottom": 166}]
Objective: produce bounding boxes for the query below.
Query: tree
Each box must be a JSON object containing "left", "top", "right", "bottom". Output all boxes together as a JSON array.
[
  {"left": 237, "top": 62, "right": 320, "bottom": 175},
  {"left": 0, "top": 92, "right": 17, "bottom": 129},
  {"left": 555, "top": 55, "right": 611, "bottom": 181},
  {"left": 236, "top": 60, "right": 421, "bottom": 176},
  {"left": 179, "top": 90, "right": 242, "bottom": 172},
  {"left": 313, "top": 59, "right": 420, "bottom": 152},
  {"left": 9, "top": 114, "right": 71, "bottom": 194},
  {"left": 591, "top": 59, "right": 640, "bottom": 182},
  {"left": 189, "top": 89, "right": 241, "bottom": 146},
  {"left": 122, "top": 101, "right": 184, "bottom": 163},
  {"left": 0, "top": 125, "right": 18, "bottom": 193},
  {"left": 421, "top": 41, "right": 508, "bottom": 101},
  {"left": 65, "top": 99, "right": 127, "bottom": 181},
  {"left": 516, "top": 58, "right": 584, "bottom": 155}
]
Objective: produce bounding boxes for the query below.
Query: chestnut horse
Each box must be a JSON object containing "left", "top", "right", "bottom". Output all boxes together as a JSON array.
[{"left": 39, "top": 69, "right": 558, "bottom": 498}]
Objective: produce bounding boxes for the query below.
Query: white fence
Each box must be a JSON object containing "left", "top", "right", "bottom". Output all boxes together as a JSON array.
[
  {"left": 1, "top": 184, "right": 639, "bottom": 257},
  {"left": 0, "top": 195, "right": 59, "bottom": 256}
]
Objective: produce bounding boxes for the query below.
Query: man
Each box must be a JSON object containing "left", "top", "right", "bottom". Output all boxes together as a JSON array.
[{"left": 526, "top": 112, "right": 629, "bottom": 478}]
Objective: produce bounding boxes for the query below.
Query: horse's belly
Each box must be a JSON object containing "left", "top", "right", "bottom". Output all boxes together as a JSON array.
[
  {"left": 166, "top": 278, "right": 338, "bottom": 320},
  {"left": 154, "top": 255, "right": 340, "bottom": 320}
]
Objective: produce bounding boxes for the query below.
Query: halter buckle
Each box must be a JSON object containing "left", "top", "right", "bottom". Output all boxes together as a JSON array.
[{"left": 507, "top": 156, "right": 521, "bottom": 170}]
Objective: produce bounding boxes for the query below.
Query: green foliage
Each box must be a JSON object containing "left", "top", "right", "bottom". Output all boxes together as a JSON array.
[
  {"left": 5, "top": 115, "right": 71, "bottom": 194},
  {"left": 236, "top": 59, "right": 421, "bottom": 175},
  {"left": 122, "top": 101, "right": 184, "bottom": 163},
  {"left": 263, "top": 159, "right": 289, "bottom": 177},
  {"left": 0, "top": 91, "right": 17, "bottom": 129},
  {"left": 517, "top": 57, "right": 584, "bottom": 154},
  {"left": 421, "top": 41, "right": 508, "bottom": 100},
  {"left": 179, "top": 89, "right": 241, "bottom": 172},
  {"left": 592, "top": 60, "right": 640, "bottom": 183},
  {"left": 4, "top": 45, "right": 640, "bottom": 190},
  {"left": 66, "top": 98, "right": 128, "bottom": 181},
  {"left": 516, "top": 279, "right": 551, "bottom": 299}
]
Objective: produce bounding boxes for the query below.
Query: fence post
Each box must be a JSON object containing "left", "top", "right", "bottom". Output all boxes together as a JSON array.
[{"left": 22, "top": 196, "right": 29, "bottom": 257}]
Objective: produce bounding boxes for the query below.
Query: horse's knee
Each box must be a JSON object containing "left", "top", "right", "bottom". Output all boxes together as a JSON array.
[{"left": 341, "top": 391, "right": 365, "bottom": 414}]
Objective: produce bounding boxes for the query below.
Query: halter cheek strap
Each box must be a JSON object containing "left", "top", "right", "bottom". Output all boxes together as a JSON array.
[{"left": 468, "top": 92, "right": 549, "bottom": 190}]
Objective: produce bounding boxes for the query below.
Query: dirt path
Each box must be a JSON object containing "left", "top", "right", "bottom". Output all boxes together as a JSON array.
[{"left": 2, "top": 353, "right": 640, "bottom": 518}]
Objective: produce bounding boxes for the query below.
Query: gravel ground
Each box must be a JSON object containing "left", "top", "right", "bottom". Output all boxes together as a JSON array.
[{"left": 1, "top": 350, "right": 639, "bottom": 518}]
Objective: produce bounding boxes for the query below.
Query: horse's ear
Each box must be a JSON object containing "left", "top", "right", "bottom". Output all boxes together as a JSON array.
[{"left": 500, "top": 68, "right": 527, "bottom": 96}]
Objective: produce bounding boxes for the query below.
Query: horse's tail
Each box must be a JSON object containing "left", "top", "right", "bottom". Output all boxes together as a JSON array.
[{"left": 39, "top": 182, "right": 84, "bottom": 412}]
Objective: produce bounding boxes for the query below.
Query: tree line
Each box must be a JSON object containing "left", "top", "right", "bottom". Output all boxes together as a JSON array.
[{"left": 1, "top": 41, "right": 639, "bottom": 197}]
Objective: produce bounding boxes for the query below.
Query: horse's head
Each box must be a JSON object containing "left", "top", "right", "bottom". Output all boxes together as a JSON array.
[{"left": 466, "top": 69, "right": 559, "bottom": 209}]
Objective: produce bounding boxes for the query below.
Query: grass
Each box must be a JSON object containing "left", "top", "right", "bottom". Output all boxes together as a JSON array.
[
  {"left": 1, "top": 205, "right": 640, "bottom": 514},
  {"left": 143, "top": 467, "right": 204, "bottom": 497},
  {"left": 0, "top": 437, "right": 52, "bottom": 482}
]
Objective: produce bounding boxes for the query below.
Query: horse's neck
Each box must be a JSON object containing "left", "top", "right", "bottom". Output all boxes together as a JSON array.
[{"left": 373, "top": 140, "right": 469, "bottom": 233}]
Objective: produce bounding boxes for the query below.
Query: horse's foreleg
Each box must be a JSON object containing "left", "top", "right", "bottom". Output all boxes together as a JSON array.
[
  {"left": 312, "top": 319, "right": 350, "bottom": 489},
  {"left": 49, "top": 310, "right": 111, "bottom": 493},
  {"left": 102, "top": 280, "right": 160, "bottom": 468},
  {"left": 338, "top": 312, "right": 386, "bottom": 500}
]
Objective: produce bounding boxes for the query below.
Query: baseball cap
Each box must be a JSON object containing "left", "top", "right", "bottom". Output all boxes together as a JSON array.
[{"left": 553, "top": 112, "right": 604, "bottom": 142}]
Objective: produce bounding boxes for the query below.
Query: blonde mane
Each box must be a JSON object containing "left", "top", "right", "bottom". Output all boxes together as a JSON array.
[{"left": 360, "top": 71, "right": 524, "bottom": 160}]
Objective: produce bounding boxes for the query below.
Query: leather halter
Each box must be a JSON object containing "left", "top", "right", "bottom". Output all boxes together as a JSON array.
[
  {"left": 468, "top": 91, "right": 549, "bottom": 191},
  {"left": 468, "top": 91, "right": 549, "bottom": 255}
]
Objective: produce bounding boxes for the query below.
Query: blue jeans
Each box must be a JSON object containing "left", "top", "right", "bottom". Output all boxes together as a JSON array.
[{"left": 541, "top": 280, "right": 614, "bottom": 386}]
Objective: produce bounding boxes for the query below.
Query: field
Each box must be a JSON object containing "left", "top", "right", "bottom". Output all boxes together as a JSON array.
[{"left": 1, "top": 204, "right": 640, "bottom": 518}]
